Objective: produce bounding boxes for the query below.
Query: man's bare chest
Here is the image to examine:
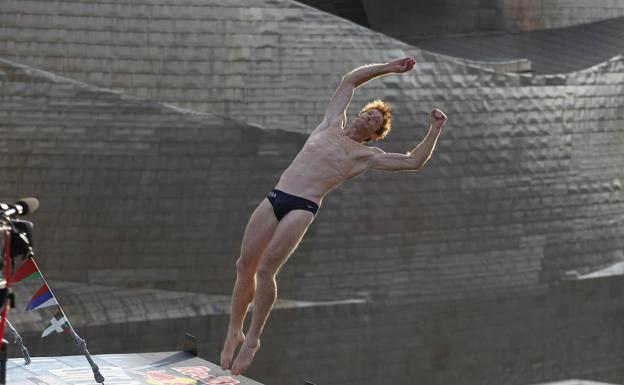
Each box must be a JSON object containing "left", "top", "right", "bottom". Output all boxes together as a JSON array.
[{"left": 307, "top": 132, "right": 369, "bottom": 162}]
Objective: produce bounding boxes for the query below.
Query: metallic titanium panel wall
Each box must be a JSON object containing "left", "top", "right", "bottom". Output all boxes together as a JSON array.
[
  {"left": 362, "top": 0, "right": 624, "bottom": 38},
  {"left": 2, "top": 54, "right": 624, "bottom": 384},
  {"left": 0, "top": 0, "right": 448, "bottom": 133},
  {"left": 500, "top": 0, "right": 624, "bottom": 31},
  {"left": 296, "top": 0, "right": 370, "bottom": 27},
  {"left": 407, "top": 17, "right": 624, "bottom": 75},
  {"left": 3, "top": 52, "right": 623, "bottom": 302},
  {"left": 0, "top": 59, "right": 376, "bottom": 384},
  {"left": 1, "top": 1, "right": 624, "bottom": 384},
  {"left": 2, "top": 0, "right": 622, "bottom": 136}
]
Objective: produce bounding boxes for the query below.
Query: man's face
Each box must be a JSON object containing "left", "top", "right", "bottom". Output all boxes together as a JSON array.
[{"left": 355, "top": 109, "right": 384, "bottom": 141}]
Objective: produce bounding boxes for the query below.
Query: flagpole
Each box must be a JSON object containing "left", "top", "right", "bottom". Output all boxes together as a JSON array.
[
  {"left": 4, "top": 319, "right": 30, "bottom": 364},
  {"left": 29, "top": 258, "right": 105, "bottom": 384}
]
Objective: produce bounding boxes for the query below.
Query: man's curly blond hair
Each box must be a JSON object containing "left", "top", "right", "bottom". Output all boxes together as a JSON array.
[{"left": 360, "top": 99, "right": 392, "bottom": 141}]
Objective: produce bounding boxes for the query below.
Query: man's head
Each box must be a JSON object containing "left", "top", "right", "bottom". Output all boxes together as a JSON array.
[{"left": 353, "top": 99, "right": 392, "bottom": 142}]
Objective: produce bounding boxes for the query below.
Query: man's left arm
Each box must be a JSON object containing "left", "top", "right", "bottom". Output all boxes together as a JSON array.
[
  {"left": 311, "top": 57, "right": 417, "bottom": 136},
  {"left": 370, "top": 108, "right": 447, "bottom": 172}
]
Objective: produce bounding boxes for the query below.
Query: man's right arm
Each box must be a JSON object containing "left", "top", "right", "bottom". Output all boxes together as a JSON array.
[
  {"left": 311, "top": 58, "right": 416, "bottom": 135},
  {"left": 369, "top": 108, "right": 447, "bottom": 172}
]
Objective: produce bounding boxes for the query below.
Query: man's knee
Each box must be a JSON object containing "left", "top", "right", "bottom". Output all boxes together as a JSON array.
[
  {"left": 256, "top": 263, "right": 277, "bottom": 283},
  {"left": 236, "top": 257, "right": 257, "bottom": 277}
]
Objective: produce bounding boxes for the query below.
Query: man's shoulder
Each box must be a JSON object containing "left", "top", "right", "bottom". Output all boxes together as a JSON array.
[{"left": 309, "top": 116, "right": 344, "bottom": 137}]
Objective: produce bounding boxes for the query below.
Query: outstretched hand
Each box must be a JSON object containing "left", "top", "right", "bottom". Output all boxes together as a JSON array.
[{"left": 387, "top": 57, "right": 416, "bottom": 73}]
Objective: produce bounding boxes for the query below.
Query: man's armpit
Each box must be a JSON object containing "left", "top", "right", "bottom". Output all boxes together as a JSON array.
[{"left": 371, "top": 152, "right": 417, "bottom": 171}]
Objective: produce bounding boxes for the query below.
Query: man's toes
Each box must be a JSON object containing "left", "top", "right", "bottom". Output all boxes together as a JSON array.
[
  {"left": 231, "top": 361, "right": 244, "bottom": 376},
  {"left": 221, "top": 333, "right": 245, "bottom": 370},
  {"left": 220, "top": 344, "right": 237, "bottom": 370},
  {"left": 220, "top": 352, "right": 231, "bottom": 370}
]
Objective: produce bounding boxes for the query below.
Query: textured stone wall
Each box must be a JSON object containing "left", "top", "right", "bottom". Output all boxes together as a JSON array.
[
  {"left": 361, "top": 0, "right": 624, "bottom": 38},
  {"left": 1, "top": 0, "right": 624, "bottom": 384}
]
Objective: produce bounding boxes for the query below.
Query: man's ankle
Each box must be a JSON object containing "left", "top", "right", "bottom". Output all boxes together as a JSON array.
[
  {"left": 244, "top": 337, "right": 260, "bottom": 348},
  {"left": 226, "top": 329, "right": 244, "bottom": 338}
]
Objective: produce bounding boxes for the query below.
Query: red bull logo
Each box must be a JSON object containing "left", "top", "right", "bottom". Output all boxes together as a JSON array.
[
  {"left": 172, "top": 366, "right": 240, "bottom": 384},
  {"left": 139, "top": 370, "right": 197, "bottom": 385}
]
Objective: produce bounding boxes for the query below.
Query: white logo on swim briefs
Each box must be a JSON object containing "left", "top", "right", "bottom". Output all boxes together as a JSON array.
[
  {"left": 268, "top": 191, "right": 276, "bottom": 198},
  {"left": 307, "top": 205, "right": 313, "bottom": 209}
]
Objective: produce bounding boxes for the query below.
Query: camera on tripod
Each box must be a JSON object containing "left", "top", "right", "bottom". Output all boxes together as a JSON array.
[
  {"left": 0, "top": 218, "right": 35, "bottom": 305},
  {"left": 0, "top": 198, "right": 39, "bottom": 384}
]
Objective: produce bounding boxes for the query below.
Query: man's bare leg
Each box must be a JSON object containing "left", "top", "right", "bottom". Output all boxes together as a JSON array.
[
  {"left": 231, "top": 210, "right": 315, "bottom": 375},
  {"left": 220, "top": 199, "right": 278, "bottom": 370}
]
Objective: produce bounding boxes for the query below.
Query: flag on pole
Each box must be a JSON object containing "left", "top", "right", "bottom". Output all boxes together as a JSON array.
[
  {"left": 12, "top": 255, "right": 105, "bottom": 383},
  {"left": 12, "top": 257, "right": 41, "bottom": 283},
  {"left": 26, "top": 283, "right": 58, "bottom": 310},
  {"left": 42, "top": 310, "right": 70, "bottom": 337}
]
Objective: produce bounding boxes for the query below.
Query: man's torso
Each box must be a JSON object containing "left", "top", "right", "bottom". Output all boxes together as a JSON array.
[{"left": 274, "top": 123, "right": 376, "bottom": 204}]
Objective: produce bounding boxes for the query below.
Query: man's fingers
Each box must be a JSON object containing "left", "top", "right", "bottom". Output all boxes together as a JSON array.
[
  {"left": 402, "top": 59, "right": 415, "bottom": 71},
  {"left": 431, "top": 108, "right": 447, "bottom": 120},
  {"left": 390, "top": 56, "right": 416, "bottom": 72}
]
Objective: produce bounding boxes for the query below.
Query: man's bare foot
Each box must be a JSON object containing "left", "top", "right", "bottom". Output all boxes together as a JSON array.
[
  {"left": 231, "top": 338, "right": 261, "bottom": 376},
  {"left": 430, "top": 107, "right": 447, "bottom": 131},
  {"left": 220, "top": 331, "right": 245, "bottom": 370}
]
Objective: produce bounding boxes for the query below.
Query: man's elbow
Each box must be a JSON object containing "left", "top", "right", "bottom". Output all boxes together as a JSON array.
[
  {"left": 408, "top": 163, "right": 423, "bottom": 172},
  {"left": 408, "top": 157, "right": 425, "bottom": 171}
]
